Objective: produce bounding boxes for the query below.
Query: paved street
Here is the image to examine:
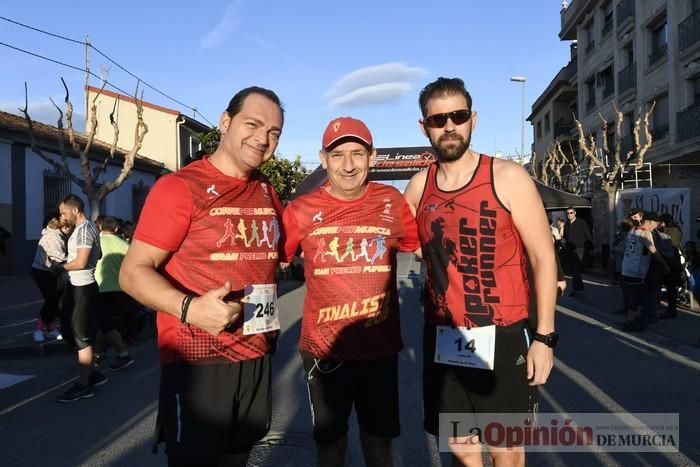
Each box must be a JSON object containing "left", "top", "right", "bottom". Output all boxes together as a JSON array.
[{"left": 1, "top": 254, "right": 700, "bottom": 466}]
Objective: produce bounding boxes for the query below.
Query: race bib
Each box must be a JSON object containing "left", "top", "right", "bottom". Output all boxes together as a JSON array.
[
  {"left": 434, "top": 325, "right": 496, "bottom": 370},
  {"left": 242, "top": 284, "right": 280, "bottom": 335}
]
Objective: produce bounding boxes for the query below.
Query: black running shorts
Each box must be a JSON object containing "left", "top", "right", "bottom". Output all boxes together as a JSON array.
[
  {"left": 302, "top": 354, "right": 400, "bottom": 445},
  {"left": 63, "top": 282, "right": 98, "bottom": 349},
  {"left": 156, "top": 356, "right": 271, "bottom": 464},
  {"left": 423, "top": 320, "right": 538, "bottom": 437}
]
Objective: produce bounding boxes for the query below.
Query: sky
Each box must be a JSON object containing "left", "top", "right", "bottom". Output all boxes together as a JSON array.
[{"left": 0, "top": 1, "right": 574, "bottom": 171}]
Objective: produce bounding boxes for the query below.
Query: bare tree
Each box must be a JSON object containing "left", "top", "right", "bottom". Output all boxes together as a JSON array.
[
  {"left": 21, "top": 78, "right": 148, "bottom": 219},
  {"left": 575, "top": 103, "right": 655, "bottom": 245}
]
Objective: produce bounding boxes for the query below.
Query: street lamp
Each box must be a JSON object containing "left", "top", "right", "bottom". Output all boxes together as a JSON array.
[{"left": 510, "top": 76, "right": 526, "bottom": 166}]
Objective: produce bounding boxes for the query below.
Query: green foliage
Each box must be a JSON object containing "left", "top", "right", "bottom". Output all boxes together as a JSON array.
[
  {"left": 194, "top": 127, "right": 308, "bottom": 202},
  {"left": 196, "top": 127, "right": 222, "bottom": 157},
  {"left": 260, "top": 155, "right": 309, "bottom": 203}
]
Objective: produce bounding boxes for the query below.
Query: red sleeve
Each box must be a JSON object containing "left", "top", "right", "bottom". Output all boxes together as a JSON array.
[
  {"left": 282, "top": 202, "right": 303, "bottom": 262},
  {"left": 399, "top": 201, "right": 420, "bottom": 252},
  {"left": 133, "top": 175, "right": 193, "bottom": 251}
]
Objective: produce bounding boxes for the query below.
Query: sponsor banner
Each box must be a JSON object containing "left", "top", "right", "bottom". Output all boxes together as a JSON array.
[
  {"left": 370, "top": 146, "right": 436, "bottom": 181},
  {"left": 616, "top": 188, "right": 691, "bottom": 241},
  {"left": 438, "top": 412, "right": 679, "bottom": 452}
]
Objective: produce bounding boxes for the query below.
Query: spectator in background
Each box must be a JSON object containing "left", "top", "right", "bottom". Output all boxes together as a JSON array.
[
  {"left": 563, "top": 206, "right": 592, "bottom": 296},
  {"left": 119, "top": 220, "right": 135, "bottom": 243},
  {"left": 643, "top": 212, "right": 670, "bottom": 325},
  {"left": 629, "top": 208, "right": 644, "bottom": 227},
  {"left": 31, "top": 216, "right": 70, "bottom": 342},
  {"left": 611, "top": 219, "right": 634, "bottom": 314},
  {"left": 657, "top": 214, "right": 682, "bottom": 319},
  {"left": 93, "top": 216, "right": 135, "bottom": 370}
]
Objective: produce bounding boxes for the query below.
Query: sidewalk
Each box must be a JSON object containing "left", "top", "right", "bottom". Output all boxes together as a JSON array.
[{"left": 561, "top": 267, "right": 700, "bottom": 348}]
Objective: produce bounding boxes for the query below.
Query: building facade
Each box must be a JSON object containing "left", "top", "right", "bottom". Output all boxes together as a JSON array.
[
  {"left": 531, "top": 0, "right": 700, "bottom": 243},
  {"left": 0, "top": 111, "right": 163, "bottom": 275}
]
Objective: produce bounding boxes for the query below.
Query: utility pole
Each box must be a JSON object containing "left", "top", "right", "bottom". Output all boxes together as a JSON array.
[{"left": 85, "top": 34, "right": 89, "bottom": 126}]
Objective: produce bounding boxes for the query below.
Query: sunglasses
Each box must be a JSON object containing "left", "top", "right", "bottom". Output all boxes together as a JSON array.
[
  {"left": 423, "top": 109, "right": 472, "bottom": 128},
  {"left": 567, "top": 211, "right": 575, "bottom": 215}
]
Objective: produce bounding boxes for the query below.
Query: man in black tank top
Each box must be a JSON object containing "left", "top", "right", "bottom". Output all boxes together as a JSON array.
[{"left": 405, "top": 77, "right": 558, "bottom": 467}]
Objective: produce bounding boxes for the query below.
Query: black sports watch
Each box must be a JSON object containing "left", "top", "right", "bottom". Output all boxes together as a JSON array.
[{"left": 533, "top": 332, "right": 559, "bottom": 348}]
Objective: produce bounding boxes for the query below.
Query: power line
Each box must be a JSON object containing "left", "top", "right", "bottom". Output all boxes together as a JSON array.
[
  {"left": 0, "top": 15, "right": 214, "bottom": 126},
  {"left": 0, "top": 41, "right": 133, "bottom": 97}
]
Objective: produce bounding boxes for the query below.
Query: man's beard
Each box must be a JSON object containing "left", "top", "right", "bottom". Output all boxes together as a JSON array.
[{"left": 430, "top": 133, "right": 471, "bottom": 162}]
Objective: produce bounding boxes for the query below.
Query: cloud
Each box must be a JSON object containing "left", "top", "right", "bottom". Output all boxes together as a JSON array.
[
  {"left": 200, "top": 0, "right": 244, "bottom": 50},
  {"left": 325, "top": 63, "right": 427, "bottom": 107},
  {"left": 0, "top": 100, "right": 86, "bottom": 131}
]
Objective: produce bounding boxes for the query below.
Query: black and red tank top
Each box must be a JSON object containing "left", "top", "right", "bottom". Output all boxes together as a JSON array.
[{"left": 416, "top": 154, "right": 529, "bottom": 328}]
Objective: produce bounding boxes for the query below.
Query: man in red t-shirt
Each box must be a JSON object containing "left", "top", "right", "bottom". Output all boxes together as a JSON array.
[
  {"left": 283, "top": 117, "right": 419, "bottom": 467},
  {"left": 120, "top": 87, "right": 284, "bottom": 467}
]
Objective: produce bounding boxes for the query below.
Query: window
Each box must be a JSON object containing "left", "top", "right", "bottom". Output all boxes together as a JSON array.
[
  {"left": 598, "top": 65, "right": 614, "bottom": 98},
  {"left": 132, "top": 181, "right": 150, "bottom": 222},
  {"left": 602, "top": 2, "right": 613, "bottom": 36},
  {"left": 649, "top": 20, "right": 668, "bottom": 65},
  {"left": 536, "top": 121, "right": 542, "bottom": 139},
  {"left": 624, "top": 45, "right": 634, "bottom": 67},
  {"left": 694, "top": 0, "right": 700, "bottom": 12},
  {"left": 693, "top": 76, "right": 700, "bottom": 105},
  {"left": 585, "top": 78, "right": 596, "bottom": 110},
  {"left": 585, "top": 21, "right": 595, "bottom": 53},
  {"left": 43, "top": 168, "right": 70, "bottom": 220},
  {"left": 606, "top": 128, "right": 616, "bottom": 156},
  {"left": 544, "top": 113, "right": 550, "bottom": 133},
  {"left": 652, "top": 94, "right": 669, "bottom": 140}
]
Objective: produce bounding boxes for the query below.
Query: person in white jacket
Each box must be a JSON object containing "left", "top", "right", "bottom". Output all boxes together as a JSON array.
[{"left": 30, "top": 216, "right": 71, "bottom": 342}]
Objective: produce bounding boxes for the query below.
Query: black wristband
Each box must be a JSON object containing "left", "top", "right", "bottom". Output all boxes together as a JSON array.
[{"left": 180, "top": 294, "right": 195, "bottom": 324}]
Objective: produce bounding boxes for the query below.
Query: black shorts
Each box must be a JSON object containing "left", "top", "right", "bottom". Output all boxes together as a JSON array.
[
  {"left": 423, "top": 321, "right": 538, "bottom": 437},
  {"left": 62, "top": 282, "right": 98, "bottom": 349},
  {"left": 97, "top": 291, "right": 130, "bottom": 333},
  {"left": 302, "top": 354, "right": 400, "bottom": 445},
  {"left": 156, "top": 356, "right": 271, "bottom": 463}
]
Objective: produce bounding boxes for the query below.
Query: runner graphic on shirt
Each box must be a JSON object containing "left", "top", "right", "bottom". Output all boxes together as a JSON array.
[
  {"left": 259, "top": 220, "right": 270, "bottom": 248},
  {"left": 424, "top": 217, "right": 457, "bottom": 324},
  {"left": 269, "top": 218, "right": 281, "bottom": 249},
  {"left": 313, "top": 238, "right": 327, "bottom": 263},
  {"left": 235, "top": 219, "right": 248, "bottom": 245},
  {"left": 247, "top": 220, "right": 260, "bottom": 247},
  {"left": 340, "top": 238, "right": 356, "bottom": 262},
  {"left": 326, "top": 236, "right": 341, "bottom": 262},
  {"left": 354, "top": 238, "right": 370, "bottom": 262},
  {"left": 216, "top": 218, "right": 237, "bottom": 247},
  {"left": 369, "top": 235, "right": 387, "bottom": 264}
]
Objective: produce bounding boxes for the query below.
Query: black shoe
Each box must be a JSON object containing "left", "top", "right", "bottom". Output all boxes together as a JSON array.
[
  {"left": 57, "top": 383, "right": 94, "bottom": 403},
  {"left": 109, "top": 355, "right": 135, "bottom": 371},
  {"left": 89, "top": 370, "right": 108, "bottom": 387}
]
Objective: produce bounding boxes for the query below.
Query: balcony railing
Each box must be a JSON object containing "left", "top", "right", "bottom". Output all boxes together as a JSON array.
[
  {"left": 679, "top": 9, "right": 700, "bottom": 52},
  {"left": 677, "top": 103, "right": 700, "bottom": 141},
  {"left": 616, "top": 0, "right": 635, "bottom": 28},
  {"left": 618, "top": 63, "right": 636, "bottom": 94},
  {"left": 648, "top": 43, "right": 668, "bottom": 65},
  {"left": 554, "top": 116, "right": 575, "bottom": 137},
  {"left": 651, "top": 123, "right": 670, "bottom": 141}
]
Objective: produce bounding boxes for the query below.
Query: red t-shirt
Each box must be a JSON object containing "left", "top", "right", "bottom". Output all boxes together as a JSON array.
[
  {"left": 283, "top": 182, "right": 419, "bottom": 361},
  {"left": 134, "top": 157, "right": 283, "bottom": 364},
  {"left": 416, "top": 155, "right": 529, "bottom": 328}
]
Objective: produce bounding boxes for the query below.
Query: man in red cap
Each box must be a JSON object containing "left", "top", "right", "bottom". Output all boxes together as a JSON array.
[{"left": 283, "top": 117, "right": 420, "bottom": 467}]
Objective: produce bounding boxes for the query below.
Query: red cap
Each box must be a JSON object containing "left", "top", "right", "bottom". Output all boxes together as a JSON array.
[{"left": 322, "top": 117, "right": 373, "bottom": 150}]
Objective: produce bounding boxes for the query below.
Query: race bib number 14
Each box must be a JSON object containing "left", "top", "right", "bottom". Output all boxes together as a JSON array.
[
  {"left": 243, "top": 284, "right": 281, "bottom": 335},
  {"left": 434, "top": 325, "right": 496, "bottom": 370}
]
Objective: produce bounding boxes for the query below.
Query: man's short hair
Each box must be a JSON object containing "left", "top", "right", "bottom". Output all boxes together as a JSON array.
[
  {"left": 99, "top": 216, "right": 120, "bottom": 233},
  {"left": 643, "top": 211, "right": 660, "bottom": 222},
  {"left": 61, "top": 194, "right": 84, "bottom": 213},
  {"left": 628, "top": 208, "right": 644, "bottom": 217},
  {"left": 225, "top": 86, "right": 284, "bottom": 122},
  {"left": 418, "top": 77, "right": 473, "bottom": 117}
]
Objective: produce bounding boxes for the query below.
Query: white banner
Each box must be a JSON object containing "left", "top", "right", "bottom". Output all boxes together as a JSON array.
[{"left": 616, "top": 188, "right": 691, "bottom": 241}]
